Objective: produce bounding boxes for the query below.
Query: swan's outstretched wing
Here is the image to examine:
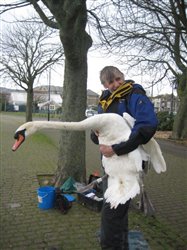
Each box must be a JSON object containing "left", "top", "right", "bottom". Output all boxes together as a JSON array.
[{"left": 142, "top": 139, "right": 166, "bottom": 173}]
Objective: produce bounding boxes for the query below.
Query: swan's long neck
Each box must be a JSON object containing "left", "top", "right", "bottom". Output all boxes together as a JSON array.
[
  {"left": 32, "top": 121, "right": 90, "bottom": 131},
  {"left": 19, "top": 116, "right": 102, "bottom": 136}
]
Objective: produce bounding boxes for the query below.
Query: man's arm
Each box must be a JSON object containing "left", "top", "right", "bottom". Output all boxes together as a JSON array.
[{"left": 112, "top": 126, "right": 156, "bottom": 156}]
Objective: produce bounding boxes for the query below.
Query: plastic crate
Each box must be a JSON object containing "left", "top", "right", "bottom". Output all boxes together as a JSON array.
[{"left": 77, "top": 189, "right": 103, "bottom": 212}]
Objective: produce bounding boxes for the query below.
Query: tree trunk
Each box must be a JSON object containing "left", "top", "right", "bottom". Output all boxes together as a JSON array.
[
  {"left": 56, "top": 58, "right": 88, "bottom": 184},
  {"left": 172, "top": 72, "right": 187, "bottom": 139},
  {"left": 172, "top": 95, "right": 187, "bottom": 139},
  {"left": 44, "top": 0, "right": 92, "bottom": 185},
  {"left": 26, "top": 87, "right": 33, "bottom": 122}
]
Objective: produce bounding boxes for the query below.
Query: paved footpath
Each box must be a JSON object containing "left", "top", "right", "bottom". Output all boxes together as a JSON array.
[{"left": 0, "top": 113, "right": 187, "bottom": 250}]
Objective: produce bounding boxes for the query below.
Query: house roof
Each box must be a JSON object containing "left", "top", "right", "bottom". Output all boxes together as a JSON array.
[
  {"left": 0, "top": 87, "right": 12, "bottom": 93},
  {"left": 34, "top": 85, "right": 99, "bottom": 96},
  {"left": 87, "top": 89, "right": 99, "bottom": 97},
  {"left": 50, "top": 94, "right": 62, "bottom": 104},
  {"left": 38, "top": 100, "right": 61, "bottom": 108},
  {"left": 34, "top": 85, "right": 62, "bottom": 94}
]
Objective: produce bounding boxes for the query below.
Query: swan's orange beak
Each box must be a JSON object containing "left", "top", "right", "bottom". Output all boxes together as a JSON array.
[{"left": 12, "top": 133, "right": 25, "bottom": 151}]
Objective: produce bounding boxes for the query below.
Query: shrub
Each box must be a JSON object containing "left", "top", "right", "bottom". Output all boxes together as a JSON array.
[{"left": 157, "top": 111, "right": 174, "bottom": 131}]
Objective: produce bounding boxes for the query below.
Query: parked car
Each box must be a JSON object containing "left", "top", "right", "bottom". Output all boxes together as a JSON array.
[{"left": 85, "top": 109, "right": 98, "bottom": 117}]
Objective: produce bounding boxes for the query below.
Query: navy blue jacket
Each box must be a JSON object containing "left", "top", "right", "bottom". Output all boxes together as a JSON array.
[{"left": 91, "top": 82, "right": 158, "bottom": 155}]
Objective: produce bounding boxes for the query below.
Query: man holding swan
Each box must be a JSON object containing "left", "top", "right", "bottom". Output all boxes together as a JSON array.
[{"left": 90, "top": 66, "right": 161, "bottom": 250}]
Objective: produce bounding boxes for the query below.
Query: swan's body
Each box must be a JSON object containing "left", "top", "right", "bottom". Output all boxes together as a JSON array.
[{"left": 12, "top": 113, "right": 166, "bottom": 208}]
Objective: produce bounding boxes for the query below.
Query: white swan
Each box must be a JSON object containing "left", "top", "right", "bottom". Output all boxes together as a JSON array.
[{"left": 12, "top": 113, "right": 166, "bottom": 208}]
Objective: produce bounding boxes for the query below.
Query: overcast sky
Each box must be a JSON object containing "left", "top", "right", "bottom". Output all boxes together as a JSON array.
[{"left": 0, "top": 1, "right": 174, "bottom": 97}]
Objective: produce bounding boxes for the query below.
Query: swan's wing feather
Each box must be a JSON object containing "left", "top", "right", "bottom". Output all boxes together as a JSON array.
[{"left": 143, "top": 138, "right": 166, "bottom": 173}]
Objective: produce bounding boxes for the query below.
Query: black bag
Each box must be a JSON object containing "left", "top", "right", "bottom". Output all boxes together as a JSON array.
[{"left": 55, "top": 188, "right": 72, "bottom": 214}]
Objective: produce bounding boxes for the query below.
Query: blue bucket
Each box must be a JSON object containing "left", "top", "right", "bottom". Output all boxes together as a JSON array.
[{"left": 37, "top": 186, "right": 55, "bottom": 210}]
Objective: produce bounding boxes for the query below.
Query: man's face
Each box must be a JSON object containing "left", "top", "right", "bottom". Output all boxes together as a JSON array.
[{"left": 103, "top": 76, "right": 124, "bottom": 92}]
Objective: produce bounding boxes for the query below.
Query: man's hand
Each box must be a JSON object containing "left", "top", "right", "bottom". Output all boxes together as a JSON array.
[{"left": 99, "top": 144, "right": 115, "bottom": 157}]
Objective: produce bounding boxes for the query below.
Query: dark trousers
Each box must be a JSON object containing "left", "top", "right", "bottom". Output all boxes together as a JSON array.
[{"left": 100, "top": 177, "right": 130, "bottom": 250}]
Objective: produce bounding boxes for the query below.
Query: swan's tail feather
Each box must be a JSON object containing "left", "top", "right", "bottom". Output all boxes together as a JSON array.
[
  {"left": 143, "top": 138, "right": 166, "bottom": 173},
  {"left": 104, "top": 177, "right": 140, "bottom": 209}
]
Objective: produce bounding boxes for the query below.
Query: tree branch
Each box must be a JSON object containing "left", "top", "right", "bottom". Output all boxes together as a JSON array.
[
  {"left": 0, "top": 1, "right": 30, "bottom": 14},
  {"left": 28, "top": 0, "right": 59, "bottom": 29}
]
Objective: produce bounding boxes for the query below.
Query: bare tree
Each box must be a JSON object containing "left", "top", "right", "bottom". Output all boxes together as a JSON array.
[
  {"left": 88, "top": 0, "right": 187, "bottom": 139},
  {"left": 1, "top": 20, "right": 63, "bottom": 121}
]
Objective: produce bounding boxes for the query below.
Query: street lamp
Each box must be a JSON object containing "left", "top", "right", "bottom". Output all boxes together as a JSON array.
[{"left": 47, "top": 68, "right": 51, "bottom": 121}]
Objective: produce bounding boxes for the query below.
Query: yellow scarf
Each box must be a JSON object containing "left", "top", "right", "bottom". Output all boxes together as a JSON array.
[{"left": 99, "top": 82, "right": 133, "bottom": 111}]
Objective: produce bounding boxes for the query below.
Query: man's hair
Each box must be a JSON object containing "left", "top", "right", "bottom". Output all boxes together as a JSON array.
[{"left": 100, "top": 66, "right": 124, "bottom": 84}]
